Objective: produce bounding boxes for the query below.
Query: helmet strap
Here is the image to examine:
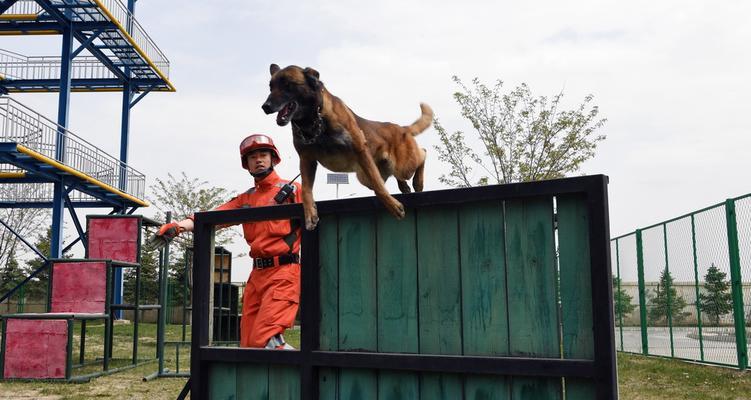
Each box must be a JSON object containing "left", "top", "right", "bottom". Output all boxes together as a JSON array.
[{"left": 249, "top": 165, "right": 274, "bottom": 179}]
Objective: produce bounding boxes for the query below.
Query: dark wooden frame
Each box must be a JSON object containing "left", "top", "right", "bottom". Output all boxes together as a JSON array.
[{"left": 190, "top": 175, "right": 617, "bottom": 399}]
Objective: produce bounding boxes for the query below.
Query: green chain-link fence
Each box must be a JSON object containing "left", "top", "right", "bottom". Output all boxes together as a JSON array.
[{"left": 612, "top": 194, "right": 751, "bottom": 369}]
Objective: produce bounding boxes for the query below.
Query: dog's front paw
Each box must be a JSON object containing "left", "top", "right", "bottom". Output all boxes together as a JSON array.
[
  {"left": 305, "top": 214, "right": 320, "bottom": 230},
  {"left": 304, "top": 205, "right": 320, "bottom": 230},
  {"left": 388, "top": 199, "right": 406, "bottom": 220}
]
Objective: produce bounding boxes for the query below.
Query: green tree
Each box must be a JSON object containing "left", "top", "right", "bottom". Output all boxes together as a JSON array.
[
  {"left": 24, "top": 227, "right": 53, "bottom": 300},
  {"left": 0, "top": 249, "right": 24, "bottom": 293},
  {"left": 167, "top": 250, "right": 191, "bottom": 306},
  {"left": 147, "top": 172, "right": 237, "bottom": 306},
  {"left": 698, "top": 264, "right": 733, "bottom": 326},
  {"left": 1, "top": 250, "right": 26, "bottom": 311},
  {"left": 434, "top": 76, "right": 606, "bottom": 187},
  {"left": 648, "top": 268, "right": 690, "bottom": 325},
  {"left": 124, "top": 248, "right": 160, "bottom": 305},
  {"left": 147, "top": 172, "right": 237, "bottom": 250},
  {"left": 613, "top": 276, "right": 637, "bottom": 325}
]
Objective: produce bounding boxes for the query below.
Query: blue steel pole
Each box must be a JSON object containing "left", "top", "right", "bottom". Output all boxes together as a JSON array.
[
  {"left": 51, "top": 23, "right": 74, "bottom": 259},
  {"left": 113, "top": 0, "right": 138, "bottom": 318},
  {"left": 120, "top": 0, "right": 136, "bottom": 171}
]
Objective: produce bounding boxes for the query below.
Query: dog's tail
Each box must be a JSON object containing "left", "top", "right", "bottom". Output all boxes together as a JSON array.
[{"left": 407, "top": 103, "right": 433, "bottom": 136}]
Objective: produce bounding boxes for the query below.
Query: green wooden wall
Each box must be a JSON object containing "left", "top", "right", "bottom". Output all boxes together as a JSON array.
[{"left": 207, "top": 196, "right": 597, "bottom": 400}]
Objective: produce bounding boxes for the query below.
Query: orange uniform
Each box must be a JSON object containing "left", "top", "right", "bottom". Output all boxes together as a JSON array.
[{"left": 216, "top": 170, "right": 302, "bottom": 347}]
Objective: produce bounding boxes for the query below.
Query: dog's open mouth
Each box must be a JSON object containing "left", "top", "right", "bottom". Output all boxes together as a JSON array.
[{"left": 276, "top": 101, "right": 297, "bottom": 126}]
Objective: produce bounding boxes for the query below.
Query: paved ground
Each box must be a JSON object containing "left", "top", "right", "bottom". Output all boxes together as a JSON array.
[{"left": 616, "top": 326, "right": 742, "bottom": 366}]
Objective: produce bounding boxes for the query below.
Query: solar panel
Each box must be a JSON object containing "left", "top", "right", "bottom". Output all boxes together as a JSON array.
[{"left": 327, "top": 173, "right": 349, "bottom": 185}]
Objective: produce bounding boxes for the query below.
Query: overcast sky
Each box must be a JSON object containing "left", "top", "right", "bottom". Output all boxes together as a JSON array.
[{"left": 4, "top": 1, "right": 751, "bottom": 280}]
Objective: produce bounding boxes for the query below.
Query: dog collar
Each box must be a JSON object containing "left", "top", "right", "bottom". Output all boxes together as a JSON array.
[{"left": 292, "top": 106, "right": 324, "bottom": 144}]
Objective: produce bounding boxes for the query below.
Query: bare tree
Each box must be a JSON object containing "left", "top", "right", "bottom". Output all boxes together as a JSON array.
[
  {"left": 434, "top": 76, "right": 607, "bottom": 187},
  {"left": 0, "top": 207, "right": 50, "bottom": 266},
  {"left": 147, "top": 172, "right": 239, "bottom": 248}
]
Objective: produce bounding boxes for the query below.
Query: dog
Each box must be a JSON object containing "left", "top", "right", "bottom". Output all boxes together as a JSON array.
[{"left": 262, "top": 63, "right": 433, "bottom": 230}]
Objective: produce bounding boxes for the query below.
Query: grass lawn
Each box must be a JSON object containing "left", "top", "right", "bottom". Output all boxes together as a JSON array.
[
  {"left": 1, "top": 325, "right": 749, "bottom": 399},
  {"left": 618, "top": 352, "right": 751, "bottom": 400}
]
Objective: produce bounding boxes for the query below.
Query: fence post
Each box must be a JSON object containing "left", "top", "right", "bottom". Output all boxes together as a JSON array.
[
  {"left": 725, "top": 199, "right": 747, "bottom": 370},
  {"left": 663, "top": 224, "right": 675, "bottom": 358},
  {"left": 616, "top": 239, "right": 624, "bottom": 351},
  {"left": 690, "top": 214, "right": 705, "bottom": 362},
  {"left": 636, "top": 229, "right": 649, "bottom": 355}
]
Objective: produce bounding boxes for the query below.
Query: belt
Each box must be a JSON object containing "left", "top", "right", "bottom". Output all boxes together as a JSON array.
[{"left": 253, "top": 253, "right": 299, "bottom": 269}]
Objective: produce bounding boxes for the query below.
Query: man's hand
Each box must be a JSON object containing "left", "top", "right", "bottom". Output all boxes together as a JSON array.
[{"left": 144, "top": 222, "right": 182, "bottom": 252}]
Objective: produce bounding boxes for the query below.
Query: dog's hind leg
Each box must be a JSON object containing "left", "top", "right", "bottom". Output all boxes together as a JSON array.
[
  {"left": 397, "top": 179, "right": 412, "bottom": 193},
  {"left": 412, "top": 148, "right": 426, "bottom": 192},
  {"left": 353, "top": 151, "right": 405, "bottom": 219}
]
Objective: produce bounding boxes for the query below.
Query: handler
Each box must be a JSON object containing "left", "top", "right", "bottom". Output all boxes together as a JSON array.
[{"left": 151, "top": 134, "right": 301, "bottom": 349}]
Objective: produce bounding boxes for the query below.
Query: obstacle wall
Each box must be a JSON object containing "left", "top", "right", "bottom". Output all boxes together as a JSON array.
[{"left": 190, "top": 175, "right": 617, "bottom": 399}]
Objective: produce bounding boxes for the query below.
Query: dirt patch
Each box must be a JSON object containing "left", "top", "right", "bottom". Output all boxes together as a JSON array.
[{"left": 1, "top": 389, "right": 62, "bottom": 399}]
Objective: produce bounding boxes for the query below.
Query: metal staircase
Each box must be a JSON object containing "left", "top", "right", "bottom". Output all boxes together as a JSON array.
[
  {"left": 0, "top": 0, "right": 173, "bottom": 92},
  {"left": 0, "top": 97, "right": 147, "bottom": 208},
  {"left": 0, "top": 0, "right": 174, "bottom": 308}
]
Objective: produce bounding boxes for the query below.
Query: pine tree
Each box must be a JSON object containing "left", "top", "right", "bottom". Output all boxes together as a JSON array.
[
  {"left": 1, "top": 249, "right": 26, "bottom": 311},
  {"left": 698, "top": 263, "right": 733, "bottom": 326},
  {"left": 124, "top": 248, "right": 160, "bottom": 305},
  {"left": 24, "top": 228, "right": 53, "bottom": 300},
  {"left": 648, "top": 268, "right": 690, "bottom": 325},
  {"left": 613, "top": 276, "right": 636, "bottom": 325}
]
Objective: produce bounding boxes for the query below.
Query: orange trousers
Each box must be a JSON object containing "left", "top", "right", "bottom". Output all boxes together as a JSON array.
[{"left": 240, "top": 263, "right": 300, "bottom": 348}]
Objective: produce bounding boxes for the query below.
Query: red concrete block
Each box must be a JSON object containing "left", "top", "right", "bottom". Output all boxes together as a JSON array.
[
  {"left": 3, "top": 319, "right": 68, "bottom": 379},
  {"left": 50, "top": 261, "right": 107, "bottom": 314},
  {"left": 88, "top": 217, "right": 139, "bottom": 263}
]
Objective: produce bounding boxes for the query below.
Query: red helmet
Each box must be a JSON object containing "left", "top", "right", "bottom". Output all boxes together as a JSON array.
[{"left": 239, "top": 134, "right": 281, "bottom": 168}]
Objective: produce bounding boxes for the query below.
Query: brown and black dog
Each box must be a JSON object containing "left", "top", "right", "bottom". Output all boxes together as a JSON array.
[{"left": 262, "top": 63, "right": 433, "bottom": 230}]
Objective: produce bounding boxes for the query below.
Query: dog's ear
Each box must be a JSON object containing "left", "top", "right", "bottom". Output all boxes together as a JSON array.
[
  {"left": 304, "top": 67, "right": 321, "bottom": 90},
  {"left": 270, "top": 64, "right": 280, "bottom": 76}
]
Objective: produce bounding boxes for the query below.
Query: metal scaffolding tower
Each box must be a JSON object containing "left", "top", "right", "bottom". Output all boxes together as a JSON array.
[{"left": 0, "top": 0, "right": 174, "bottom": 307}]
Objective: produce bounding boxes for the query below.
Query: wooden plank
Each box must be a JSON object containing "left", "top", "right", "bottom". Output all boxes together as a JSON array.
[
  {"left": 459, "top": 201, "right": 510, "bottom": 398},
  {"left": 338, "top": 213, "right": 378, "bottom": 397},
  {"left": 379, "top": 370, "right": 419, "bottom": 400},
  {"left": 505, "top": 197, "right": 562, "bottom": 399},
  {"left": 208, "top": 362, "right": 236, "bottom": 400},
  {"left": 465, "top": 374, "right": 510, "bottom": 400},
  {"left": 319, "top": 368, "right": 339, "bottom": 400},
  {"left": 417, "top": 206, "right": 462, "bottom": 398},
  {"left": 318, "top": 216, "right": 339, "bottom": 398},
  {"left": 377, "top": 210, "right": 418, "bottom": 353},
  {"left": 420, "top": 373, "right": 462, "bottom": 400},
  {"left": 557, "top": 194, "right": 596, "bottom": 399},
  {"left": 338, "top": 213, "right": 377, "bottom": 351},
  {"left": 377, "top": 210, "right": 419, "bottom": 400},
  {"left": 340, "top": 369, "right": 377, "bottom": 400},
  {"left": 236, "top": 363, "right": 269, "bottom": 400},
  {"left": 269, "top": 365, "right": 300, "bottom": 400},
  {"left": 319, "top": 215, "right": 339, "bottom": 351}
]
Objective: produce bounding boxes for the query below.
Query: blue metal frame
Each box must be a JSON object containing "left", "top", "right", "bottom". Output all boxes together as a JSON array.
[
  {"left": 0, "top": 152, "right": 140, "bottom": 210},
  {"left": 63, "top": 190, "right": 88, "bottom": 249},
  {"left": 71, "top": 30, "right": 104, "bottom": 59},
  {"left": 112, "top": 0, "right": 138, "bottom": 315},
  {"left": 0, "top": 0, "right": 20, "bottom": 15},
  {"left": 0, "top": 0, "right": 169, "bottom": 318},
  {"left": 0, "top": 21, "right": 114, "bottom": 33},
  {"left": 0, "top": 78, "right": 167, "bottom": 92},
  {"left": 0, "top": 0, "right": 171, "bottom": 92},
  {"left": 50, "top": 20, "right": 74, "bottom": 259}
]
